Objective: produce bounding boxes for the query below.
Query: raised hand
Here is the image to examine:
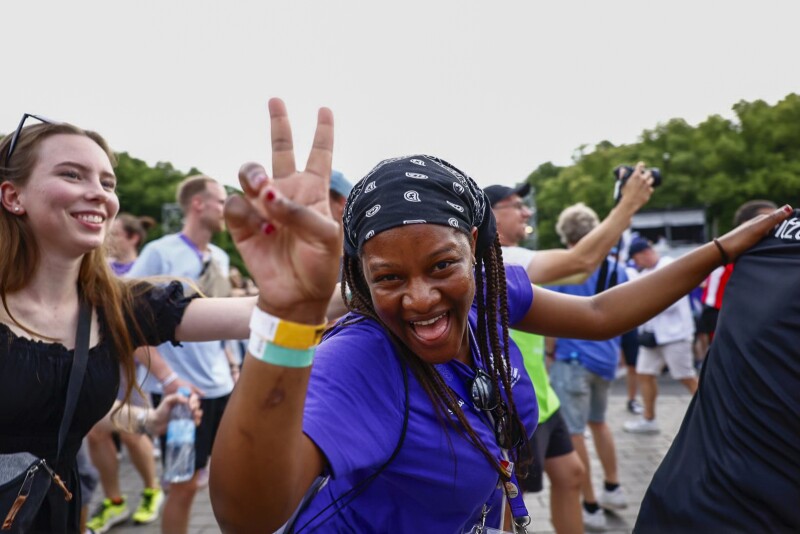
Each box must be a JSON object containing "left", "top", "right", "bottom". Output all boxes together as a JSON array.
[
  {"left": 715, "top": 205, "right": 794, "bottom": 261},
  {"left": 224, "top": 99, "right": 342, "bottom": 325},
  {"left": 618, "top": 161, "right": 653, "bottom": 211}
]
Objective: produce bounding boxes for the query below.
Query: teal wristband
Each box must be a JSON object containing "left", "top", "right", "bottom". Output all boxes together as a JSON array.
[{"left": 248, "top": 335, "right": 315, "bottom": 368}]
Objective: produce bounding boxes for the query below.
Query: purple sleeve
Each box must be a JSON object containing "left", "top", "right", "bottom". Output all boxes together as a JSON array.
[
  {"left": 303, "top": 320, "right": 406, "bottom": 479},
  {"left": 505, "top": 264, "right": 534, "bottom": 325}
]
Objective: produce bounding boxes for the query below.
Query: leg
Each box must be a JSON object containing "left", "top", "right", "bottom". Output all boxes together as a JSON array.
[
  {"left": 86, "top": 424, "right": 123, "bottom": 500},
  {"left": 680, "top": 376, "right": 698, "bottom": 394},
  {"left": 588, "top": 422, "right": 618, "bottom": 484},
  {"left": 119, "top": 431, "right": 159, "bottom": 489},
  {"left": 570, "top": 433, "right": 595, "bottom": 504},
  {"left": 160, "top": 475, "right": 198, "bottom": 534},
  {"left": 545, "top": 451, "right": 584, "bottom": 534},
  {"left": 639, "top": 373, "right": 658, "bottom": 420}
]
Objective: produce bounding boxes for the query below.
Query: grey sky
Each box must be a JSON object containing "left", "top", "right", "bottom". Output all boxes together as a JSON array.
[{"left": 3, "top": 1, "right": 799, "bottom": 191}]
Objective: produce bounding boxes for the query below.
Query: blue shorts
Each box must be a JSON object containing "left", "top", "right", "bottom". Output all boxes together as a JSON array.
[{"left": 549, "top": 360, "right": 610, "bottom": 435}]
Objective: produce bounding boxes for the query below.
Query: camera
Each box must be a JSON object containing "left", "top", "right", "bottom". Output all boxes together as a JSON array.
[{"left": 613, "top": 165, "right": 662, "bottom": 202}]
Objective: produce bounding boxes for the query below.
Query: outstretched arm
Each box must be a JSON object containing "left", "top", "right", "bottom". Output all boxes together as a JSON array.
[
  {"left": 209, "top": 99, "right": 340, "bottom": 533},
  {"left": 514, "top": 206, "right": 793, "bottom": 338},
  {"left": 525, "top": 164, "right": 653, "bottom": 285}
]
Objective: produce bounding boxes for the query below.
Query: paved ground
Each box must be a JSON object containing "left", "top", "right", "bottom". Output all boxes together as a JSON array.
[{"left": 91, "top": 373, "right": 692, "bottom": 533}]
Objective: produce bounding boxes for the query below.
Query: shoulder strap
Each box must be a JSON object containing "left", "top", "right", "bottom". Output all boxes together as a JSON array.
[{"left": 56, "top": 298, "right": 91, "bottom": 462}]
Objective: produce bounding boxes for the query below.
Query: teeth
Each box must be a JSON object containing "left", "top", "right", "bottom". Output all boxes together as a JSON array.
[
  {"left": 413, "top": 313, "right": 446, "bottom": 326},
  {"left": 76, "top": 214, "right": 104, "bottom": 224}
]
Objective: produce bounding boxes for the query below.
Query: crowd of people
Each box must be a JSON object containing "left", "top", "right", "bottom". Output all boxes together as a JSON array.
[{"left": 0, "top": 101, "right": 796, "bottom": 534}]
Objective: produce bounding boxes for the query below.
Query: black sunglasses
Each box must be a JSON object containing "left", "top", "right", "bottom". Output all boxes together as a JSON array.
[
  {"left": 4, "top": 113, "right": 58, "bottom": 166},
  {"left": 470, "top": 369, "right": 523, "bottom": 450}
]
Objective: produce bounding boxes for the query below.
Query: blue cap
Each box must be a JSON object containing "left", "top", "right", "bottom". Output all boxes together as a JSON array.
[
  {"left": 628, "top": 236, "right": 652, "bottom": 257},
  {"left": 330, "top": 170, "right": 353, "bottom": 199}
]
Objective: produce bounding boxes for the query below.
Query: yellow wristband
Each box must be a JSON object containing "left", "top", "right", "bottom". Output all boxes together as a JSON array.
[{"left": 249, "top": 307, "right": 327, "bottom": 350}]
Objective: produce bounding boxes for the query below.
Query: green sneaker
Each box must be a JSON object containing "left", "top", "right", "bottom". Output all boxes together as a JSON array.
[
  {"left": 132, "top": 487, "right": 165, "bottom": 524},
  {"left": 86, "top": 497, "right": 130, "bottom": 533}
]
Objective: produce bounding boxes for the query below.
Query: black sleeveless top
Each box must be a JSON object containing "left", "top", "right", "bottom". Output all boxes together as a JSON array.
[
  {"left": 635, "top": 210, "right": 800, "bottom": 533},
  {"left": 0, "top": 282, "right": 192, "bottom": 533}
]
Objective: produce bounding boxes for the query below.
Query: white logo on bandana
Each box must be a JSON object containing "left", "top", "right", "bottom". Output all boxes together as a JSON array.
[
  {"left": 403, "top": 220, "right": 426, "bottom": 224},
  {"left": 453, "top": 182, "right": 464, "bottom": 194},
  {"left": 366, "top": 205, "right": 381, "bottom": 217},
  {"left": 448, "top": 218, "right": 459, "bottom": 228},
  {"left": 405, "top": 172, "right": 428, "bottom": 179},
  {"left": 365, "top": 181, "right": 376, "bottom": 193},
  {"left": 410, "top": 158, "right": 426, "bottom": 166},
  {"left": 447, "top": 201, "right": 465, "bottom": 212},
  {"left": 404, "top": 190, "right": 421, "bottom": 202},
  {"left": 365, "top": 230, "right": 375, "bottom": 240}
]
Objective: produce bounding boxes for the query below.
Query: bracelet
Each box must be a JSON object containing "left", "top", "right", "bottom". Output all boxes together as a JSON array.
[
  {"left": 712, "top": 238, "right": 731, "bottom": 265},
  {"left": 248, "top": 334, "right": 315, "bottom": 368},
  {"left": 249, "top": 307, "right": 327, "bottom": 350},
  {"left": 160, "top": 372, "right": 178, "bottom": 388}
]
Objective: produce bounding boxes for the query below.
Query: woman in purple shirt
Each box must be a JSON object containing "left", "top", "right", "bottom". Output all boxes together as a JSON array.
[{"left": 209, "top": 99, "right": 791, "bottom": 533}]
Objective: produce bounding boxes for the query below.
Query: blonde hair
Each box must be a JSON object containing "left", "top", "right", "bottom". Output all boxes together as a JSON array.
[{"left": 555, "top": 202, "right": 600, "bottom": 246}]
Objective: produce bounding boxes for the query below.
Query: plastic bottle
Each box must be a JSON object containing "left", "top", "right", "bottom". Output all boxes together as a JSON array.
[{"left": 163, "top": 387, "right": 195, "bottom": 483}]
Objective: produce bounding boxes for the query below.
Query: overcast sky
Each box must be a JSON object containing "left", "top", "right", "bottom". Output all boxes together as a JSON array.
[{"left": 3, "top": 1, "right": 799, "bottom": 193}]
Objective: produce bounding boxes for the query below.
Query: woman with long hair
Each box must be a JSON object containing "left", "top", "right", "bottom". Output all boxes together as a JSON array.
[
  {"left": 208, "top": 99, "right": 792, "bottom": 533},
  {"left": 0, "top": 115, "right": 253, "bottom": 532}
]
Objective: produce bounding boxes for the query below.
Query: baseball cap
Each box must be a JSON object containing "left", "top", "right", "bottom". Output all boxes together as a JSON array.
[
  {"left": 484, "top": 183, "right": 531, "bottom": 207},
  {"left": 628, "top": 236, "right": 652, "bottom": 257},
  {"left": 329, "top": 170, "right": 353, "bottom": 199}
]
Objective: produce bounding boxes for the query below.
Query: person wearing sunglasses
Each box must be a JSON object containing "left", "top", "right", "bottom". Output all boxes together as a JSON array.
[
  {"left": 0, "top": 115, "right": 257, "bottom": 533},
  {"left": 208, "top": 99, "right": 792, "bottom": 533}
]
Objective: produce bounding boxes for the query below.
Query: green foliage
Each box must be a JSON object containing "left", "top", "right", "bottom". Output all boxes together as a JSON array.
[{"left": 526, "top": 93, "right": 800, "bottom": 249}]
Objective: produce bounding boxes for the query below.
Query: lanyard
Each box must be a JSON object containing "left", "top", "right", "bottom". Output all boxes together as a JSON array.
[
  {"left": 178, "top": 233, "right": 209, "bottom": 268},
  {"left": 436, "top": 325, "right": 531, "bottom": 529}
]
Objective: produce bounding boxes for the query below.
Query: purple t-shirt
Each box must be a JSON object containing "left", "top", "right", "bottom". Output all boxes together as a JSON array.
[{"left": 296, "top": 265, "right": 538, "bottom": 533}]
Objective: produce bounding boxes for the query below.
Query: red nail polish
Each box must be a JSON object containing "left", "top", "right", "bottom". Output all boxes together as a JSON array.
[
  {"left": 266, "top": 190, "right": 276, "bottom": 201},
  {"left": 783, "top": 205, "right": 793, "bottom": 214},
  {"left": 262, "top": 223, "right": 276, "bottom": 235}
]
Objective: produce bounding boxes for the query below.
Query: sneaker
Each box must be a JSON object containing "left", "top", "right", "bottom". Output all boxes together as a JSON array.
[
  {"left": 627, "top": 399, "right": 644, "bottom": 415},
  {"left": 582, "top": 507, "right": 607, "bottom": 531},
  {"left": 623, "top": 416, "right": 660, "bottom": 434},
  {"left": 132, "top": 487, "right": 164, "bottom": 524},
  {"left": 598, "top": 486, "right": 628, "bottom": 511},
  {"left": 86, "top": 497, "right": 130, "bottom": 533}
]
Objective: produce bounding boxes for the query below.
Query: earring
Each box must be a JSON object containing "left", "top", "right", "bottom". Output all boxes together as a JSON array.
[
  {"left": 13, "top": 206, "right": 20, "bottom": 213},
  {"left": 472, "top": 257, "right": 477, "bottom": 266}
]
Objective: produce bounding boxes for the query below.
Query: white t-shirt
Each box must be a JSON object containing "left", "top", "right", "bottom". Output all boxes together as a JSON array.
[
  {"left": 500, "top": 246, "right": 536, "bottom": 270},
  {"left": 638, "top": 256, "right": 696, "bottom": 344}
]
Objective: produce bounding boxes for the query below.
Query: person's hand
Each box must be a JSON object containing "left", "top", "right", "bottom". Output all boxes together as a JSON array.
[
  {"left": 618, "top": 161, "right": 653, "bottom": 212},
  {"left": 163, "top": 376, "right": 204, "bottom": 398},
  {"left": 146, "top": 392, "right": 203, "bottom": 435},
  {"left": 224, "top": 98, "right": 341, "bottom": 325},
  {"left": 230, "top": 363, "right": 240, "bottom": 384},
  {"left": 715, "top": 205, "right": 794, "bottom": 261}
]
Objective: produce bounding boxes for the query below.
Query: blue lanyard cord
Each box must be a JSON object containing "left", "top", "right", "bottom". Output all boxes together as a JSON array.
[
  {"left": 178, "top": 233, "right": 207, "bottom": 266},
  {"left": 437, "top": 326, "right": 531, "bottom": 526}
]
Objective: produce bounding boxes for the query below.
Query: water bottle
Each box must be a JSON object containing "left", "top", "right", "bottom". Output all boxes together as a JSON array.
[{"left": 163, "top": 387, "right": 195, "bottom": 483}]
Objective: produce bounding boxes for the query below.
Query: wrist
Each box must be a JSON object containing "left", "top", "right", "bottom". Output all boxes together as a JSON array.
[
  {"left": 256, "top": 298, "right": 329, "bottom": 326},
  {"left": 160, "top": 372, "right": 178, "bottom": 388},
  {"left": 136, "top": 409, "right": 150, "bottom": 435}
]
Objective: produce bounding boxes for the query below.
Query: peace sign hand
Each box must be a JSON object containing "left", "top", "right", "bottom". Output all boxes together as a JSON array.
[{"left": 225, "top": 98, "right": 342, "bottom": 324}]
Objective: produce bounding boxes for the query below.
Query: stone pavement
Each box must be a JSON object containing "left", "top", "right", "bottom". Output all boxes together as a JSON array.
[{"left": 92, "top": 374, "right": 691, "bottom": 533}]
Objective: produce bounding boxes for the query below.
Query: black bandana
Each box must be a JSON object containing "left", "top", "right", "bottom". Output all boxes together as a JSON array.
[{"left": 343, "top": 155, "right": 497, "bottom": 257}]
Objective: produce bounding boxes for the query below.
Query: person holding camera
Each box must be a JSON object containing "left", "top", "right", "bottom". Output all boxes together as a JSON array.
[{"left": 623, "top": 238, "right": 698, "bottom": 435}]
